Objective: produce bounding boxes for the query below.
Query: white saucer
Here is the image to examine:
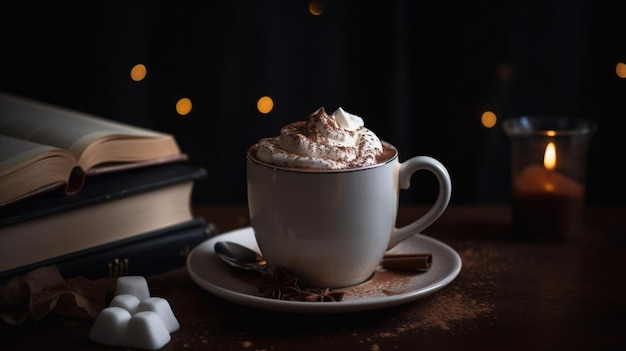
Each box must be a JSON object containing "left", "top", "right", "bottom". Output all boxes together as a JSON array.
[{"left": 187, "top": 227, "right": 462, "bottom": 314}]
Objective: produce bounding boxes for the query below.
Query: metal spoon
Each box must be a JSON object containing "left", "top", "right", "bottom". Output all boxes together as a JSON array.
[
  {"left": 214, "top": 240, "right": 430, "bottom": 283},
  {"left": 214, "top": 241, "right": 269, "bottom": 276}
]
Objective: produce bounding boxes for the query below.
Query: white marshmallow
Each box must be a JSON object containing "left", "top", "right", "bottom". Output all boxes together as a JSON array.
[
  {"left": 109, "top": 294, "right": 141, "bottom": 314},
  {"left": 91, "top": 276, "right": 179, "bottom": 349},
  {"left": 136, "top": 297, "right": 180, "bottom": 333},
  {"left": 122, "top": 311, "right": 172, "bottom": 350},
  {"left": 89, "top": 307, "right": 131, "bottom": 346},
  {"left": 114, "top": 276, "right": 150, "bottom": 301}
]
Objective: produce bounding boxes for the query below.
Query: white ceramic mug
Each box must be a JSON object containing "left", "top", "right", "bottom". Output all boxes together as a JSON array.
[{"left": 246, "top": 141, "right": 452, "bottom": 288}]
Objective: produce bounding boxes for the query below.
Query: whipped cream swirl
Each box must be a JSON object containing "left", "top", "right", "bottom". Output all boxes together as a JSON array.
[{"left": 254, "top": 107, "right": 385, "bottom": 169}]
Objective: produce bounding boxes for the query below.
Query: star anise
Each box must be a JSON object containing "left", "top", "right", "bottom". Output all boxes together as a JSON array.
[
  {"left": 300, "top": 287, "right": 345, "bottom": 302},
  {"left": 258, "top": 266, "right": 301, "bottom": 300}
]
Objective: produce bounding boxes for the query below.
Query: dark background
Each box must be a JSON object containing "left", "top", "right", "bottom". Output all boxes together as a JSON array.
[{"left": 1, "top": 0, "right": 624, "bottom": 205}]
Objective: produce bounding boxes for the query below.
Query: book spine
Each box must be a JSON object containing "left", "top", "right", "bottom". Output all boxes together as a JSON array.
[{"left": 57, "top": 221, "right": 217, "bottom": 280}]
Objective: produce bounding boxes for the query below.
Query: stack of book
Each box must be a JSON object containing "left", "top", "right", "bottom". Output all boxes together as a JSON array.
[{"left": 0, "top": 92, "right": 215, "bottom": 281}]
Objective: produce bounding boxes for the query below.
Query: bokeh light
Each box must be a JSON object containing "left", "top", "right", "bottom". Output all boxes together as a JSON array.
[
  {"left": 309, "top": 1, "right": 325, "bottom": 15},
  {"left": 481, "top": 111, "right": 497, "bottom": 128},
  {"left": 616, "top": 62, "right": 626, "bottom": 78},
  {"left": 130, "top": 64, "right": 147, "bottom": 82},
  {"left": 257, "top": 96, "right": 274, "bottom": 114},
  {"left": 176, "top": 98, "right": 192, "bottom": 116}
]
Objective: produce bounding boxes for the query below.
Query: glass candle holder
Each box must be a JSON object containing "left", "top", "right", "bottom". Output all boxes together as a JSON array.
[{"left": 503, "top": 116, "right": 597, "bottom": 241}]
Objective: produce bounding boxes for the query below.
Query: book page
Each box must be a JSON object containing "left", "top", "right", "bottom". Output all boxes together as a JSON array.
[
  {"left": 0, "top": 92, "right": 172, "bottom": 159},
  {"left": 0, "top": 134, "right": 75, "bottom": 174},
  {"left": 0, "top": 133, "right": 82, "bottom": 205}
]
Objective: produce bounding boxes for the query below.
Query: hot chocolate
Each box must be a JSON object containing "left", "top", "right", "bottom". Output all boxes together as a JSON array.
[
  {"left": 246, "top": 106, "right": 452, "bottom": 287},
  {"left": 250, "top": 107, "right": 395, "bottom": 170}
]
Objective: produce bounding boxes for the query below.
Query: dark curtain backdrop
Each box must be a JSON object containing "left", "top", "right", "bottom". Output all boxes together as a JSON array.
[{"left": 1, "top": 0, "right": 623, "bottom": 205}]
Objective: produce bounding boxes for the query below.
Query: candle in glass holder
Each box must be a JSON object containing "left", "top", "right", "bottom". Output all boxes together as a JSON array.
[
  {"left": 503, "top": 115, "right": 596, "bottom": 242},
  {"left": 512, "top": 142, "right": 584, "bottom": 241}
]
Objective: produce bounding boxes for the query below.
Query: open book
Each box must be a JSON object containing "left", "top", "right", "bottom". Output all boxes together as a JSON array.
[{"left": 0, "top": 92, "right": 187, "bottom": 206}]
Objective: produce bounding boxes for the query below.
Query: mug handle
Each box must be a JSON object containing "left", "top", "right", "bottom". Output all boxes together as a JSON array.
[{"left": 387, "top": 156, "right": 452, "bottom": 249}]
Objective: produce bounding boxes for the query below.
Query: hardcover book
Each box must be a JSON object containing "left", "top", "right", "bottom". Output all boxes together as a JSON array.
[
  {"left": 0, "top": 162, "right": 207, "bottom": 275},
  {"left": 1, "top": 218, "right": 216, "bottom": 281},
  {"left": 0, "top": 91, "right": 188, "bottom": 206}
]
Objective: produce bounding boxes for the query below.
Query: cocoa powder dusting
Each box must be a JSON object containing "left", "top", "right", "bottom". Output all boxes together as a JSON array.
[
  {"left": 376, "top": 143, "right": 396, "bottom": 164},
  {"left": 329, "top": 246, "right": 501, "bottom": 351},
  {"left": 342, "top": 246, "right": 504, "bottom": 351},
  {"left": 368, "top": 245, "right": 504, "bottom": 343}
]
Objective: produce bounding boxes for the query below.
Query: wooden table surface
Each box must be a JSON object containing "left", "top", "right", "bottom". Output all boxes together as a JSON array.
[{"left": 2, "top": 204, "right": 625, "bottom": 350}]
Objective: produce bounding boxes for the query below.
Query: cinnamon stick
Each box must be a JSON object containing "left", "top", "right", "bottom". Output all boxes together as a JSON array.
[{"left": 382, "top": 253, "right": 432, "bottom": 271}]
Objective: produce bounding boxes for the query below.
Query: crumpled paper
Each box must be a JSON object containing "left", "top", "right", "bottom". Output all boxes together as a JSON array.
[{"left": 0, "top": 266, "right": 116, "bottom": 326}]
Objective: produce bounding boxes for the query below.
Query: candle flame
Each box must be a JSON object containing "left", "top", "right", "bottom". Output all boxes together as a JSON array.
[{"left": 544, "top": 142, "right": 556, "bottom": 171}]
